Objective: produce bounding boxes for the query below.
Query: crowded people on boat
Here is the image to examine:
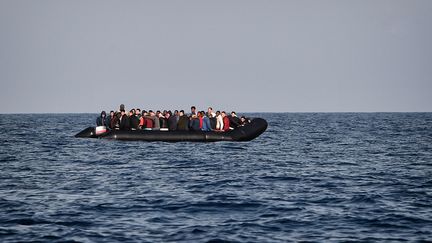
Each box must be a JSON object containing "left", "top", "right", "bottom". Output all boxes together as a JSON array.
[{"left": 96, "top": 105, "right": 250, "bottom": 132}]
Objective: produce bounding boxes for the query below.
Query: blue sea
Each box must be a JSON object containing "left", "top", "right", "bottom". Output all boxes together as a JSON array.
[{"left": 1, "top": 113, "right": 431, "bottom": 242}]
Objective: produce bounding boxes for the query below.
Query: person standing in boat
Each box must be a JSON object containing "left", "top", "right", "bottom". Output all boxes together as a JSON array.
[
  {"left": 190, "top": 106, "right": 197, "bottom": 118},
  {"left": 96, "top": 111, "right": 108, "bottom": 127}
]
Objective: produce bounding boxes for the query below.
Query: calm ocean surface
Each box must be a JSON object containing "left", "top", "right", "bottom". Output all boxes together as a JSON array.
[{"left": 1, "top": 113, "right": 431, "bottom": 242}]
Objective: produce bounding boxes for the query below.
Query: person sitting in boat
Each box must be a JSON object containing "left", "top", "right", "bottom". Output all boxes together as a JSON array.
[
  {"left": 215, "top": 111, "right": 223, "bottom": 131},
  {"left": 110, "top": 111, "right": 119, "bottom": 130},
  {"left": 160, "top": 111, "right": 169, "bottom": 130},
  {"left": 173, "top": 110, "right": 180, "bottom": 123},
  {"left": 221, "top": 111, "right": 231, "bottom": 132},
  {"left": 189, "top": 115, "right": 200, "bottom": 131},
  {"left": 199, "top": 111, "right": 212, "bottom": 132},
  {"left": 156, "top": 110, "right": 162, "bottom": 121},
  {"left": 139, "top": 110, "right": 147, "bottom": 129},
  {"left": 151, "top": 110, "right": 160, "bottom": 130},
  {"left": 129, "top": 109, "right": 139, "bottom": 130},
  {"left": 106, "top": 111, "right": 115, "bottom": 129},
  {"left": 96, "top": 111, "right": 108, "bottom": 127},
  {"left": 168, "top": 110, "right": 178, "bottom": 131},
  {"left": 229, "top": 111, "right": 241, "bottom": 128},
  {"left": 240, "top": 116, "right": 250, "bottom": 126},
  {"left": 177, "top": 110, "right": 189, "bottom": 131},
  {"left": 142, "top": 110, "right": 154, "bottom": 130},
  {"left": 135, "top": 108, "right": 141, "bottom": 119},
  {"left": 207, "top": 107, "right": 216, "bottom": 118},
  {"left": 119, "top": 109, "right": 130, "bottom": 130},
  {"left": 207, "top": 107, "right": 217, "bottom": 129}
]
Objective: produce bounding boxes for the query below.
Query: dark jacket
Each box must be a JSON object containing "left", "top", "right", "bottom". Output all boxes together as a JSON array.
[
  {"left": 129, "top": 114, "right": 139, "bottom": 130},
  {"left": 160, "top": 117, "right": 168, "bottom": 128},
  {"left": 229, "top": 116, "right": 241, "bottom": 128},
  {"left": 177, "top": 115, "right": 189, "bottom": 131},
  {"left": 110, "top": 115, "right": 118, "bottom": 129},
  {"left": 96, "top": 111, "right": 108, "bottom": 126},
  {"left": 168, "top": 115, "right": 178, "bottom": 131},
  {"left": 209, "top": 117, "right": 217, "bottom": 130},
  {"left": 119, "top": 114, "right": 130, "bottom": 130},
  {"left": 105, "top": 116, "right": 111, "bottom": 128}
]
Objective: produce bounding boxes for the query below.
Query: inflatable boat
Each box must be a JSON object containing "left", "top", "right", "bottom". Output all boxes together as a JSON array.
[{"left": 75, "top": 118, "right": 267, "bottom": 142}]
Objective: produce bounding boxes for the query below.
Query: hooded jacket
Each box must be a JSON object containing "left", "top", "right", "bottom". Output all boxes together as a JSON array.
[{"left": 96, "top": 111, "right": 108, "bottom": 126}]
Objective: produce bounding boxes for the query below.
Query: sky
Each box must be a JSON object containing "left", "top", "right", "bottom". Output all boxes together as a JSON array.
[{"left": 1, "top": 0, "right": 431, "bottom": 113}]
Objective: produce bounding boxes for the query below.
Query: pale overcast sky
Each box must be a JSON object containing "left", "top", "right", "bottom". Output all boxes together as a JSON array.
[{"left": 1, "top": 0, "right": 431, "bottom": 113}]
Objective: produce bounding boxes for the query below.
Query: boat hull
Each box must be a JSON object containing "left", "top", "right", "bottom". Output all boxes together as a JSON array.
[{"left": 75, "top": 118, "right": 267, "bottom": 142}]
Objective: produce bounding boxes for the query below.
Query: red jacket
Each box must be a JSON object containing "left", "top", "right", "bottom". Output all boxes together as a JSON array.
[
  {"left": 145, "top": 118, "right": 154, "bottom": 128},
  {"left": 223, "top": 116, "right": 230, "bottom": 131}
]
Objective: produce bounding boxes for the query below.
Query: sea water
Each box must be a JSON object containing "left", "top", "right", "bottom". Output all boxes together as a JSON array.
[{"left": 0, "top": 113, "right": 431, "bottom": 242}]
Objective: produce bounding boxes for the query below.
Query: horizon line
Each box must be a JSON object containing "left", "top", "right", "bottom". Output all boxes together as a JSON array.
[{"left": 1, "top": 111, "right": 432, "bottom": 115}]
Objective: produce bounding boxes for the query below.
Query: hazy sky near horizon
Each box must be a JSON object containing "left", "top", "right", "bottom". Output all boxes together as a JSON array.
[{"left": 1, "top": 0, "right": 431, "bottom": 113}]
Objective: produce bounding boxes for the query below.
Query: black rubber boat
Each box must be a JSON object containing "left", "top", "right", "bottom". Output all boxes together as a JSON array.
[{"left": 75, "top": 118, "right": 267, "bottom": 142}]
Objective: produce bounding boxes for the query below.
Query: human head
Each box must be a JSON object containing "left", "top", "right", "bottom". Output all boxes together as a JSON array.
[
  {"left": 179, "top": 110, "right": 184, "bottom": 116},
  {"left": 231, "top": 111, "right": 237, "bottom": 117},
  {"left": 191, "top": 106, "right": 196, "bottom": 113},
  {"left": 120, "top": 109, "right": 126, "bottom": 115},
  {"left": 110, "top": 110, "right": 114, "bottom": 117},
  {"left": 221, "top": 111, "right": 227, "bottom": 117},
  {"left": 174, "top": 110, "right": 179, "bottom": 116},
  {"left": 136, "top": 109, "right": 141, "bottom": 115}
]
